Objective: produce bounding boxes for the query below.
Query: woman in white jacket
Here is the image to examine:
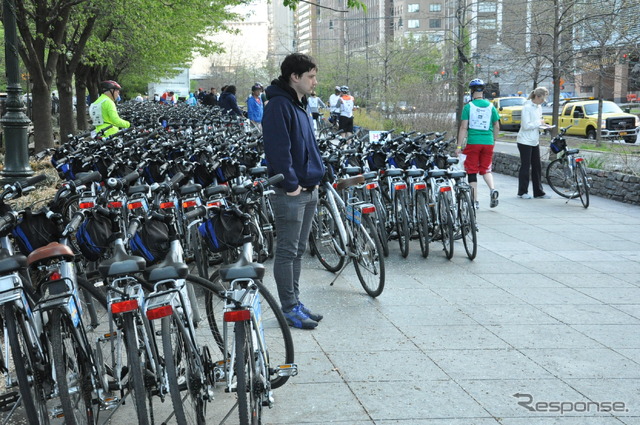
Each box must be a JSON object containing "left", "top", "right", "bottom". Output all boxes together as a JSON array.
[{"left": 516, "top": 87, "right": 551, "bottom": 199}]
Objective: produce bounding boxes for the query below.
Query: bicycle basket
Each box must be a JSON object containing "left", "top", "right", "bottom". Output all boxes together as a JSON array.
[
  {"left": 550, "top": 138, "right": 566, "bottom": 154},
  {"left": 12, "top": 208, "right": 61, "bottom": 255},
  {"left": 75, "top": 212, "right": 113, "bottom": 261},
  {"left": 198, "top": 208, "right": 247, "bottom": 253},
  {"left": 194, "top": 163, "right": 215, "bottom": 187},
  {"left": 366, "top": 151, "right": 387, "bottom": 171},
  {"left": 129, "top": 219, "right": 170, "bottom": 265},
  {"left": 215, "top": 159, "right": 240, "bottom": 183}
]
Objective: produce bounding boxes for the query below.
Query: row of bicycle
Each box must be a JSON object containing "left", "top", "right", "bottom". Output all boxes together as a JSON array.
[{"left": 0, "top": 141, "right": 296, "bottom": 424}]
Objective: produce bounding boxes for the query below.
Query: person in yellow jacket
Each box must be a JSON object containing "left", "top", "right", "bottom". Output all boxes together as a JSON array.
[{"left": 89, "top": 80, "right": 130, "bottom": 137}]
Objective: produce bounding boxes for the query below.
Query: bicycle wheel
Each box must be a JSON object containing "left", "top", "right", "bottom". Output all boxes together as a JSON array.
[
  {"left": 204, "top": 274, "right": 294, "bottom": 389},
  {"left": 352, "top": 214, "right": 385, "bottom": 297},
  {"left": 309, "top": 199, "right": 346, "bottom": 273},
  {"left": 576, "top": 162, "right": 590, "bottom": 208},
  {"left": 394, "top": 192, "right": 410, "bottom": 258},
  {"left": 122, "top": 313, "right": 152, "bottom": 425},
  {"left": 258, "top": 209, "right": 274, "bottom": 260},
  {"left": 4, "top": 303, "right": 50, "bottom": 425},
  {"left": 190, "top": 224, "right": 210, "bottom": 279},
  {"left": 458, "top": 189, "right": 478, "bottom": 260},
  {"left": 438, "top": 193, "right": 454, "bottom": 259},
  {"left": 546, "top": 158, "right": 579, "bottom": 198},
  {"left": 50, "top": 310, "right": 95, "bottom": 425},
  {"left": 161, "top": 315, "right": 207, "bottom": 425},
  {"left": 371, "top": 188, "right": 389, "bottom": 257},
  {"left": 234, "top": 320, "right": 262, "bottom": 425},
  {"left": 415, "top": 191, "right": 430, "bottom": 258}
]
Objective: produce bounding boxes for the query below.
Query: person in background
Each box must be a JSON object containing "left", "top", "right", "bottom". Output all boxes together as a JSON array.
[
  {"left": 262, "top": 53, "right": 324, "bottom": 330},
  {"left": 186, "top": 92, "right": 198, "bottom": 106},
  {"left": 134, "top": 93, "right": 144, "bottom": 102},
  {"left": 328, "top": 86, "right": 341, "bottom": 126},
  {"left": 336, "top": 85, "right": 355, "bottom": 138},
  {"left": 160, "top": 91, "right": 177, "bottom": 105},
  {"left": 246, "top": 84, "right": 264, "bottom": 130},
  {"left": 307, "top": 91, "right": 326, "bottom": 132},
  {"left": 218, "top": 85, "right": 244, "bottom": 116},
  {"left": 202, "top": 87, "right": 218, "bottom": 106},
  {"left": 516, "top": 87, "right": 551, "bottom": 199},
  {"left": 455, "top": 78, "right": 500, "bottom": 209},
  {"left": 88, "top": 80, "right": 130, "bottom": 137}
]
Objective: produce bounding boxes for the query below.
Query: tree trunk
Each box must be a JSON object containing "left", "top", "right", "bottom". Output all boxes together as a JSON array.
[
  {"left": 56, "top": 60, "right": 75, "bottom": 143},
  {"left": 75, "top": 76, "right": 88, "bottom": 131},
  {"left": 30, "top": 82, "right": 54, "bottom": 153}
]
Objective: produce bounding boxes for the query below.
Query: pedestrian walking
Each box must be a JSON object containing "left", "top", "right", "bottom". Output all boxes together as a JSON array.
[
  {"left": 263, "top": 53, "right": 325, "bottom": 330},
  {"left": 455, "top": 78, "right": 500, "bottom": 209},
  {"left": 517, "top": 87, "right": 552, "bottom": 199}
]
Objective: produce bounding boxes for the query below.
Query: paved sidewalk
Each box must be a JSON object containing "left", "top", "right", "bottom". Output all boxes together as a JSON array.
[{"left": 258, "top": 172, "right": 640, "bottom": 425}]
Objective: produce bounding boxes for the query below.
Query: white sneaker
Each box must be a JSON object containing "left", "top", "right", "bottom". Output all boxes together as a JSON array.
[{"left": 518, "top": 193, "right": 533, "bottom": 199}]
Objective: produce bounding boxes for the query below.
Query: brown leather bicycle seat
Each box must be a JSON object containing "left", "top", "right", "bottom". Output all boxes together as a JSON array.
[
  {"left": 27, "top": 242, "right": 75, "bottom": 266},
  {"left": 336, "top": 175, "right": 365, "bottom": 191}
]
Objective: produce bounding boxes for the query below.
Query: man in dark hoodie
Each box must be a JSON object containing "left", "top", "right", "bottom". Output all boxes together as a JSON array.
[
  {"left": 263, "top": 53, "right": 325, "bottom": 330},
  {"left": 218, "top": 85, "right": 244, "bottom": 116}
]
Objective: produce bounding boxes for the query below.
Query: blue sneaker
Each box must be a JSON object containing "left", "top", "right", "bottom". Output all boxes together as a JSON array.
[
  {"left": 283, "top": 305, "right": 318, "bottom": 329},
  {"left": 299, "top": 302, "right": 323, "bottom": 322}
]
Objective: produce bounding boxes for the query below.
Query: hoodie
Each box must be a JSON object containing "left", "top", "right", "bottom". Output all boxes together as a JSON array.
[
  {"left": 218, "top": 91, "right": 244, "bottom": 116},
  {"left": 263, "top": 78, "right": 325, "bottom": 192}
]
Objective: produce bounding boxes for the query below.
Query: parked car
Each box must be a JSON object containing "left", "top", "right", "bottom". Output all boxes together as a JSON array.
[{"left": 492, "top": 96, "right": 526, "bottom": 130}]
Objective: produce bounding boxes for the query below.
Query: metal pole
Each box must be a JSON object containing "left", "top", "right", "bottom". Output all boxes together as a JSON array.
[{"left": 1, "top": 0, "right": 33, "bottom": 182}]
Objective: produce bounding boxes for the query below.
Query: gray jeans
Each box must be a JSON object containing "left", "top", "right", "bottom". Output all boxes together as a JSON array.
[{"left": 271, "top": 188, "right": 318, "bottom": 312}]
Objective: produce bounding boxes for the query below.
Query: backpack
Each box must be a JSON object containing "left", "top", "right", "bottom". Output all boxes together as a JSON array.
[
  {"left": 12, "top": 208, "right": 61, "bottom": 255},
  {"left": 129, "top": 219, "right": 170, "bottom": 265},
  {"left": 198, "top": 208, "right": 246, "bottom": 253},
  {"left": 75, "top": 212, "right": 113, "bottom": 261}
]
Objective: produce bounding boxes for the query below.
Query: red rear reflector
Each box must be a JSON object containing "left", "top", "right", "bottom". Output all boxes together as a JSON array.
[
  {"left": 50, "top": 271, "right": 62, "bottom": 281},
  {"left": 439, "top": 186, "right": 452, "bottom": 193},
  {"left": 182, "top": 200, "right": 197, "bottom": 208},
  {"left": 127, "top": 201, "right": 143, "bottom": 210},
  {"left": 365, "top": 182, "right": 378, "bottom": 190},
  {"left": 414, "top": 183, "right": 427, "bottom": 190},
  {"left": 109, "top": 201, "right": 123, "bottom": 208},
  {"left": 394, "top": 183, "right": 407, "bottom": 190},
  {"left": 111, "top": 299, "right": 139, "bottom": 314},
  {"left": 361, "top": 206, "right": 376, "bottom": 214},
  {"left": 146, "top": 305, "right": 173, "bottom": 320},
  {"left": 332, "top": 183, "right": 339, "bottom": 189},
  {"left": 160, "top": 202, "right": 175, "bottom": 209},
  {"left": 79, "top": 202, "right": 95, "bottom": 209},
  {"left": 575, "top": 157, "right": 584, "bottom": 163},
  {"left": 207, "top": 201, "right": 222, "bottom": 207},
  {"left": 224, "top": 309, "right": 251, "bottom": 322}
]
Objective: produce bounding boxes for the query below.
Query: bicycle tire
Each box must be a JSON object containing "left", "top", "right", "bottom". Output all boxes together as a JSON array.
[
  {"left": 258, "top": 208, "right": 275, "bottom": 260},
  {"left": 50, "top": 310, "right": 95, "bottom": 425},
  {"left": 415, "top": 191, "right": 430, "bottom": 258},
  {"left": 438, "top": 193, "right": 454, "bottom": 260},
  {"left": 234, "top": 320, "right": 259, "bottom": 425},
  {"left": 309, "top": 199, "right": 346, "bottom": 273},
  {"left": 123, "top": 313, "right": 152, "bottom": 425},
  {"left": 394, "top": 192, "right": 410, "bottom": 258},
  {"left": 4, "top": 303, "right": 50, "bottom": 425},
  {"left": 371, "top": 188, "right": 389, "bottom": 257},
  {"left": 546, "top": 158, "right": 579, "bottom": 199},
  {"left": 203, "top": 273, "right": 294, "bottom": 389},
  {"left": 458, "top": 189, "right": 477, "bottom": 260},
  {"left": 352, "top": 214, "right": 385, "bottom": 297},
  {"left": 576, "top": 162, "right": 590, "bottom": 208},
  {"left": 190, "top": 224, "right": 210, "bottom": 279},
  {"left": 161, "top": 315, "right": 207, "bottom": 425}
]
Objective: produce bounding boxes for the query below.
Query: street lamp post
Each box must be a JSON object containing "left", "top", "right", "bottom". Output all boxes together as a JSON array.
[{"left": 1, "top": 0, "right": 34, "bottom": 182}]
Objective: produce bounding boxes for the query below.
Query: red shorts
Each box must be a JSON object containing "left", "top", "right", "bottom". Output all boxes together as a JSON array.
[{"left": 463, "top": 144, "right": 494, "bottom": 175}]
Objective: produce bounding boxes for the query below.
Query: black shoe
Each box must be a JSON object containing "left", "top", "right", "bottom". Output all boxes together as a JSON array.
[{"left": 298, "top": 302, "right": 323, "bottom": 322}]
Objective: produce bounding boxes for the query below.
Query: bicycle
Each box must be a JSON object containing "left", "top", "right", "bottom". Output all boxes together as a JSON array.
[{"left": 546, "top": 125, "right": 591, "bottom": 208}]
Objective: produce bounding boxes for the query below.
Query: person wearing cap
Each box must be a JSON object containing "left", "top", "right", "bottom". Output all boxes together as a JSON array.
[
  {"left": 328, "top": 86, "right": 341, "bottom": 126},
  {"left": 89, "top": 80, "right": 130, "bottom": 137},
  {"left": 247, "top": 84, "right": 264, "bottom": 130},
  {"left": 336, "top": 86, "right": 355, "bottom": 137},
  {"left": 516, "top": 87, "right": 551, "bottom": 199}
]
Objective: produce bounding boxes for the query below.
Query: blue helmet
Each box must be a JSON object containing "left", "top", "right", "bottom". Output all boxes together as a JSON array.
[{"left": 469, "top": 78, "right": 485, "bottom": 92}]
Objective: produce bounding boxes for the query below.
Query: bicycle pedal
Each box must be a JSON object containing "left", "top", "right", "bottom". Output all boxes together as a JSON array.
[
  {"left": 99, "top": 393, "right": 120, "bottom": 410},
  {"left": 273, "top": 363, "right": 298, "bottom": 377},
  {"left": 0, "top": 391, "right": 19, "bottom": 412},
  {"left": 51, "top": 405, "right": 65, "bottom": 419}
]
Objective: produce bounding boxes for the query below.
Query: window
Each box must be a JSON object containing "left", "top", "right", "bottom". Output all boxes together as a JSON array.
[
  {"left": 477, "top": 17, "right": 496, "bottom": 29},
  {"left": 429, "top": 19, "right": 441, "bottom": 28},
  {"left": 408, "top": 3, "right": 419, "bottom": 12},
  {"left": 408, "top": 19, "right": 420, "bottom": 29},
  {"left": 429, "top": 4, "right": 442, "bottom": 12},
  {"left": 478, "top": 1, "right": 496, "bottom": 13}
]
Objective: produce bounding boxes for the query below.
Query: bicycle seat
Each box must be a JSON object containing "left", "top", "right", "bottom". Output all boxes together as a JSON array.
[
  {"left": 179, "top": 183, "right": 203, "bottom": 196},
  {"left": 448, "top": 170, "right": 466, "bottom": 179},
  {"left": 567, "top": 148, "right": 579, "bottom": 155},
  {"left": 406, "top": 169, "right": 424, "bottom": 177},
  {"left": 362, "top": 171, "right": 377, "bottom": 180},
  {"left": 336, "top": 175, "right": 365, "bottom": 190},
  {"left": 204, "top": 185, "right": 230, "bottom": 198},
  {"left": 385, "top": 169, "right": 404, "bottom": 177},
  {"left": 98, "top": 243, "right": 146, "bottom": 278},
  {"left": 0, "top": 250, "right": 27, "bottom": 274},
  {"left": 27, "top": 242, "right": 75, "bottom": 266},
  {"left": 426, "top": 169, "right": 447, "bottom": 177},
  {"left": 144, "top": 254, "right": 189, "bottom": 282},
  {"left": 344, "top": 166, "right": 362, "bottom": 176},
  {"left": 219, "top": 262, "right": 265, "bottom": 282}
]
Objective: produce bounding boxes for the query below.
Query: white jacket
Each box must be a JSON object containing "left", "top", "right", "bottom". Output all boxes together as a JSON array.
[{"left": 517, "top": 99, "right": 543, "bottom": 146}]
